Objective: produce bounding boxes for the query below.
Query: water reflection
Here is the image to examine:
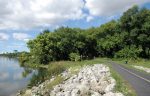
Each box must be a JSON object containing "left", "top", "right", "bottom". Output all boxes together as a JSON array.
[
  {"left": 28, "top": 68, "right": 49, "bottom": 88},
  {"left": 0, "top": 56, "right": 51, "bottom": 96},
  {"left": 0, "top": 56, "right": 32, "bottom": 96}
]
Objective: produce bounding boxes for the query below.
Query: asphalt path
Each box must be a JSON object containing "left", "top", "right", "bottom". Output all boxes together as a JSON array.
[{"left": 109, "top": 61, "right": 150, "bottom": 96}]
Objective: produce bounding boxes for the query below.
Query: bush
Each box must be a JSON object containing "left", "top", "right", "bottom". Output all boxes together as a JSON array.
[
  {"left": 18, "top": 52, "right": 30, "bottom": 65},
  {"left": 115, "top": 45, "right": 142, "bottom": 59},
  {"left": 69, "top": 53, "right": 80, "bottom": 61}
]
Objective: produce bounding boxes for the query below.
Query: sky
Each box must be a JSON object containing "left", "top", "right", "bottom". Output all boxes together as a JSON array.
[{"left": 0, "top": 0, "right": 150, "bottom": 53}]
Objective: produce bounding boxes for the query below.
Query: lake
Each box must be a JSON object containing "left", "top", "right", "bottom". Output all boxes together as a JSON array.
[{"left": 0, "top": 56, "right": 32, "bottom": 96}]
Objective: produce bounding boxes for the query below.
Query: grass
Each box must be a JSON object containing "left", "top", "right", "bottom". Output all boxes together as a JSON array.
[
  {"left": 112, "top": 58, "right": 150, "bottom": 68},
  {"left": 112, "top": 58, "right": 150, "bottom": 74},
  {"left": 46, "top": 75, "right": 64, "bottom": 90}
]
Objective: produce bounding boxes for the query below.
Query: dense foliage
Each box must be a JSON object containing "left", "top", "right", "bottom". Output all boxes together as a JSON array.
[{"left": 20, "top": 6, "right": 150, "bottom": 64}]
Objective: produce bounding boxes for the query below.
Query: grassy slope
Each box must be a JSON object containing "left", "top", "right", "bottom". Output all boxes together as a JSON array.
[{"left": 44, "top": 58, "right": 136, "bottom": 96}]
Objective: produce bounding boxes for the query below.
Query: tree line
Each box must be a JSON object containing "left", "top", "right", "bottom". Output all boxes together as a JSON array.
[
  {"left": 0, "top": 50, "right": 21, "bottom": 58},
  {"left": 19, "top": 6, "right": 150, "bottom": 64}
]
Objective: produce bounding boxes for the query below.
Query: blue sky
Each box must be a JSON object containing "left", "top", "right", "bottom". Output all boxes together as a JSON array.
[{"left": 0, "top": 0, "right": 150, "bottom": 53}]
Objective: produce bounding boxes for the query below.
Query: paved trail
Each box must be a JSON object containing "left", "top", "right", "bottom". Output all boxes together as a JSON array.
[{"left": 109, "top": 62, "right": 150, "bottom": 96}]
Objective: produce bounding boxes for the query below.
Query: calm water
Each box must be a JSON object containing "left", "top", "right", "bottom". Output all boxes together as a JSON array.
[{"left": 0, "top": 56, "right": 32, "bottom": 96}]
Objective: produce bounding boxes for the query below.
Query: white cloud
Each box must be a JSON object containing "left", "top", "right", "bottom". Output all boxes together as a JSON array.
[
  {"left": 13, "top": 33, "right": 31, "bottom": 41},
  {"left": 24, "top": 38, "right": 30, "bottom": 42},
  {"left": 0, "top": 0, "right": 85, "bottom": 29},
  {"left": 0, "top": 0, "right": 149, "bottom": 29},
  {"left": 0, "top": 33, "right": 9, "bottom": 40},
  {"left": 85, "top": 0, "right": 149, "bottom": 17},
  {"left": 86, "top": 16, "right": 94, "bottom": 22}
]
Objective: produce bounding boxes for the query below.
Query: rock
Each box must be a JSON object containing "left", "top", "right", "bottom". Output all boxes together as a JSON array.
[
  {"left": 28, "top": 76, "right": 56, "bottom": 96},
  {"left": 50, "top": 64, "right": 124, "bottom": 96},
  {"left": 133, "top": 65, "right": 150, "bottom": 73},
  {"left": 91, "top": 91, "right": 101, "bottom": 96},
  {"left": 71, "top": 89, "right": 80, "bottom": 96},
  {"left": 104, "top": 92, "right": 123, "bottom": 96},
  {"left": 61, "top": 70, "right": 70, "bottom": 79},
  {"left": 105, "top": 77, "right": 116, "bottom": 92}
]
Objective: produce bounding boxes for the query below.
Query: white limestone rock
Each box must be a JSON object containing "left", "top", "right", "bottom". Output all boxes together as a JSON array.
[
  {"left": 50, "top": 64, "right": 124, "bottom": 96},
  {"left": 133, "top": 65, "right": 150, "bottom": 73}
]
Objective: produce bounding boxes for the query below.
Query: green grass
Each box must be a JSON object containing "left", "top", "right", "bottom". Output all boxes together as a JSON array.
[
  {"left": 46, "top": 75, "right": 64, "bottom": 90},
  {"left": 112, "top": 58, "right": 150, "bottom": 74},
  {"left": 112, "top": 58, "right": 150, "bottom": 68},
  {"left": 46, "top": 58, "right": 108, "bottom": 77}
]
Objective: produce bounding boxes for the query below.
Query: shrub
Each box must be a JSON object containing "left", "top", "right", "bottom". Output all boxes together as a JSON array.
[
  {"left": 115, "top": 45, "right": 142, "bottom": 59},
  {"left": 69, "top": 53, "right": 80, "bottom": 61},
  {"left": 18, "top": 52, "right": 30, "bottom": 65}
]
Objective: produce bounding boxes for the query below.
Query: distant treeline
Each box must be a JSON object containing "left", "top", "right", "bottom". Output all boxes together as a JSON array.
[
  {"left": 0, "top": 53, "right": 18, "bottom": 58},
  {"left": 0, "top": 51, "right": 28, "bottom": 58},
  {"left": 19, "top": 6, "right": 150, "bottom": 65}
]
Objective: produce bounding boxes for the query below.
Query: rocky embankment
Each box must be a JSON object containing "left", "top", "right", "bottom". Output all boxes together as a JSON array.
[
  {"left": 133, "top": 65, "right": 150, "bottom": 73},
  {"left": 20, "top": 64, "right": 123, "bottom": 96}
]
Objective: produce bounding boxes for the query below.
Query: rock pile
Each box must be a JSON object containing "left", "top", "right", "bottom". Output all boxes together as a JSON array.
[
  {"left": 17, "top": 76, "right": 56, "bottom": 96},
  {"left": 31, "top": 78, "right": 55, "bottom": 96},
  {"left": 133, "top": 65, "right": 150, "bottom": 73},
  {"left": 19, "top": 64, "right": 124, "bottom": 96},
  {"left": 50, "top": 64, "right": 123, "bottom": 96}
]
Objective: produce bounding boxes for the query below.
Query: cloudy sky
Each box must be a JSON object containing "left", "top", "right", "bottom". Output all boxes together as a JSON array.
[{"left": 0, "top": 0, "right": 150, "bottom": 53}]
